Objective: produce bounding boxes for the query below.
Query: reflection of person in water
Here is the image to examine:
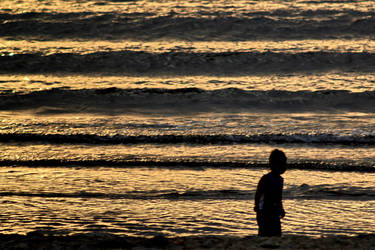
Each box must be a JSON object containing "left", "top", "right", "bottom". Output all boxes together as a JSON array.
[{"left": 254, "top": 149, "right": 287, "bottom": 237}]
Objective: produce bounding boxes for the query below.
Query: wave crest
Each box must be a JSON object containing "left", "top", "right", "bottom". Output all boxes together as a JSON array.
[
  {"left": 1, "top": 88, "right": 375, "bottom": 113},
  {"left": 2, "top": 51, "right": 375, "bottom": 74}
]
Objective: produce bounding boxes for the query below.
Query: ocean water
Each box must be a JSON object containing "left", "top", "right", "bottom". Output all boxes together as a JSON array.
[{"left": 0, "top": 0, "right": 375, "bottom": 237}]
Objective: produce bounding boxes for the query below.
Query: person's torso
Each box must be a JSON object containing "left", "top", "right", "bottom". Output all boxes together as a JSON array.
[{"left": 258, "top": 173, "right": 283, "bottom": 212}]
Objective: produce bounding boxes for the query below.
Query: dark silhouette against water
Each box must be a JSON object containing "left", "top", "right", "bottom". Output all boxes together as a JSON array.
[{"left": 254, "top": 149, "right": 287, "bottom": 237}]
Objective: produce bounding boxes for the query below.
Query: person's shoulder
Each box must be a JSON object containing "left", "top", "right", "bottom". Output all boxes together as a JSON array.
[
  {"left": 263, "top": 172, "right": 272, "bottom": 178},
  {"left": 265, "top": 172, "right": 283, "bottom": 183},
  {"left": 260, "top": 173, "right": 271, "bottom": 182}
]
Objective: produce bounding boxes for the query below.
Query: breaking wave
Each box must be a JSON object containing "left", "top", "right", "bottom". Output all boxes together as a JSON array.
[
  {"left": 1, "top": 132, "right": 375, "bottom": 145},
  {"left": 0, "top": 159, "right": 373, "bottom": 172},
  {"left": 2, "top": 51, "right": 375, "bottom": 74},
  {"left": 1, "top": 88, "right": 375, "bottom": 113},
  {"left": 1, "top": 10, "right": 375, "bottom": 40}
]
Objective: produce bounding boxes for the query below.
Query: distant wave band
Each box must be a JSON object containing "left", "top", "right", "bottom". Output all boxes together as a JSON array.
[
  {"left": 1, "top": 12, "right": 375, "bottom": 40},
  {"left": 1, "top": 88, "right": 375, "bottom": 113},
  {"left": 1, "top": 133, "right": 375, "bottom": 145},
  {"left": 2, "top": 51, "right": 375, "bottom": 74}
]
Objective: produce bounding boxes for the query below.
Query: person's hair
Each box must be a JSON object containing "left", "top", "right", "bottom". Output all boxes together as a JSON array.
[{"left": 269, "top": 149, "right": 287, "bottom": 174}]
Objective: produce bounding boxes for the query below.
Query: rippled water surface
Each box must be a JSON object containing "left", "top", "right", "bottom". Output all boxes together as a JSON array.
[
  {"left": 1, "top": 0, "right": 375, "bottom": 237},
  {"left": 0, "top": 167, "right": 374, "bottom": 237}
]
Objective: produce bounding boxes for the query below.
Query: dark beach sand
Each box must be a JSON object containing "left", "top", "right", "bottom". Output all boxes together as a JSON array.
[{"left": 1, "top": 232, "right": 375, "bottom": 250}]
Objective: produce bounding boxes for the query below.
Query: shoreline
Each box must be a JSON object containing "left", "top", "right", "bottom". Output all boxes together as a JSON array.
[{"left": 1, "top": 232, "right": 374, "bottom": 249}]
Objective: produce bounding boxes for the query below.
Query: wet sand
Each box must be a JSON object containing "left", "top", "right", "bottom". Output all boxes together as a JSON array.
[{"left": 1, "top": 232, "right": 375, "bottom": 250}]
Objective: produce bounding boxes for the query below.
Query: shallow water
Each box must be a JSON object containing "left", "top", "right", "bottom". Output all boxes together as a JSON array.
[
  {"left": 0, "top": 167, "right": 374, "bottom": 237},
  {"left": 1, "top": 0, "right": 375, "bottom": 237}
]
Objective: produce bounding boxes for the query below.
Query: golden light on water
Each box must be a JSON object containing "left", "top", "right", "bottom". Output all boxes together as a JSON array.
[
  {"left": 0, "top": 166, "right": 374, "bottom": 236},
  {"left": 1, "top": 0, "right": 375, "bottom": 238},
  {"left": 2, "top": 39, "right": 375, "bottom": 54},
  {"left": 2, "top": 0, "right": 374, "bottom": 14}
]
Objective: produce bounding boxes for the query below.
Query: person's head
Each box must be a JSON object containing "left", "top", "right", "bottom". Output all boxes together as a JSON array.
[{"left": 269, "top": 149, "right": 287, "bottom": 175}]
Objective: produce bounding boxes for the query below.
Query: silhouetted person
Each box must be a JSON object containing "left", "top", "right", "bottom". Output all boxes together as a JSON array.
[{"left": 254, "top": 149, "right": 287, "bottom": 237}]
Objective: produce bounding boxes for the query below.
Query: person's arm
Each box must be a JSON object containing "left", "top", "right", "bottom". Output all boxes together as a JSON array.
[
  {"left": 254, "top": 176, "right": 265, "bottom": 212},
  {"left": 279, "top": 195, "right": 285, "bottom": 218},
  {"left": 279, "top": 179, "right": 285, "bottom": 218}
]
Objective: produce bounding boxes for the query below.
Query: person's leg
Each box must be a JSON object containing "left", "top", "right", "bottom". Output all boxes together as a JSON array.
[
  {"left": 256, "top": 212, "right": 266, "bottom": 236},
  {"left": 268, "top": 215, "right": 281, "bottom": 236},
  {"left": 257, "top": 212, "right": 281, "bottom": 237}
]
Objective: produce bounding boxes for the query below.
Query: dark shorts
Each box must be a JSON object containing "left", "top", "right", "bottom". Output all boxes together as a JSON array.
[{"left": 256, "top": 211, "right": 281, "bottom": 237}]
